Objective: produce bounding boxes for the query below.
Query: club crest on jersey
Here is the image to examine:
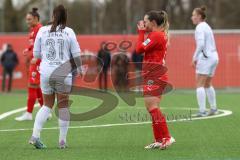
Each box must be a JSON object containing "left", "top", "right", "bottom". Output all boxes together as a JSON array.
[
  {"left": 146, "top": 79, "right": 154, "bottom": 91},
  {"left": 147, "top": 79, "right": 154, "bottom": 86},
  {"left": 143, "top": 38, "right": 151, "bottom": 46}
]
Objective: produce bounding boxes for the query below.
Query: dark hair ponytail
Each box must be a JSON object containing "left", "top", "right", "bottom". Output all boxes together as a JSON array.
[
  {"left": 194, "top": 5, "right": 207, "bottom": 20},
  {"left": 28, "top": 7, "right": 40, "bottom": 21},
  {"left": 50, "top": 5, "right": 67, "bottom": 32}
]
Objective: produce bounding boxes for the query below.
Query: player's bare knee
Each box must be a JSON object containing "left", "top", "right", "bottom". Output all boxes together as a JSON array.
[
  {"left": 204, "top": 83, "right": 211, "bottom": 88},
  {"left": 196, "top": 81, "right": 205, "bottom": 88},
  {"left": 57, "top": 94, "right": 69, "bottom": 108}
]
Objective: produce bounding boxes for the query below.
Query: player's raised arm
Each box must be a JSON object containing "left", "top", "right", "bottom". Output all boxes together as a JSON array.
[{"left": 136, "top": 12, "right": 168, "bottom": 54}]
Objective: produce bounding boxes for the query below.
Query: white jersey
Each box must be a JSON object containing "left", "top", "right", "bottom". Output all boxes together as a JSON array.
[
  {"left": 193, "top": 22, "right": 219, "bottom": 61},
  {"left": 33, "top": 25, "right": 81, "bottom": 77}
]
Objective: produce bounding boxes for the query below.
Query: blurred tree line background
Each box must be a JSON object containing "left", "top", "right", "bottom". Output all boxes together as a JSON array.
[{"left": 0, "top": 0, "right": 239, "bottom": 34}]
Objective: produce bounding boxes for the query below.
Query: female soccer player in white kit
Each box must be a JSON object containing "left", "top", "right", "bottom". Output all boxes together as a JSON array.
[
  {"left": 191, "top": 6, "right": 219, "bottom": 117},
  {"left": 29, "top": 5, "right": 81, "bottom": 149}
]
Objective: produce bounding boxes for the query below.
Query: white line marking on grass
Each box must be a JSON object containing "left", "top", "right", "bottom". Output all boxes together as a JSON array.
[
  {"left": 0, "top": 105, "right": 192, "bottom": 120},
  {"left": 0, "top": 104, "right": 40, "bottom": 120},
  {"left": 0, "top": 109, "right": 232, "bottom": 132}
]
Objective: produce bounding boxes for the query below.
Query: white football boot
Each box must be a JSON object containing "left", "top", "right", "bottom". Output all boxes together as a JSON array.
[{"left": 15, "top": 112, "right": 33, "bottom": 121}]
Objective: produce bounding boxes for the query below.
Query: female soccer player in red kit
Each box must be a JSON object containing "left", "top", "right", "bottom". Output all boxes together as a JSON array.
[
  {"left": 15, "top": 8, "right": 46, "bottom": 121},
  {"left": 135, "top": 10, "right": 175, "bottom": 149}
]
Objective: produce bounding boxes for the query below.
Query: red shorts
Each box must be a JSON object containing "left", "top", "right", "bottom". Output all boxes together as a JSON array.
[
  {"left": 142, "top": 63, "right": 171, "bottom": 97},
  {"left": 28, "top": 64, "right": 40, "bottom": 85}
]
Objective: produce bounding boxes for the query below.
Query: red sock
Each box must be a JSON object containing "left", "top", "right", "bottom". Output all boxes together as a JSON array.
[
  {"left": 27, "top": 88, "right": 37, "bottom": 113},
  {"left": 36, "top": 88, "right": 43, "bottom": 106},
  {"left": 149, "top": 108, "right": 170, "bottom": 142}
]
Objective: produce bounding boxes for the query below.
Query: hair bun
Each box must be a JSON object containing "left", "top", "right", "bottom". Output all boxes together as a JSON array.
[
  {"left": 32, "top": 7, "right": 38, "bottom": 12},
  {"left": 200, "top": 5, "right": 207, "bottom": 12}
]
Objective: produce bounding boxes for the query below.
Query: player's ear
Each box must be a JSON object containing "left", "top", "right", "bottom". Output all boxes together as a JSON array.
[{"left": 152, "top": 20, "right": 157, "bottom": 27}]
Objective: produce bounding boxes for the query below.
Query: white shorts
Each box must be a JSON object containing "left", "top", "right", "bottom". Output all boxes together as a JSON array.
[
  {"left": 196, "top": 58, "right": 218, "bottom": 77},
  {"left": 40, "top": 74, "right": 73, "bottom": 95}
]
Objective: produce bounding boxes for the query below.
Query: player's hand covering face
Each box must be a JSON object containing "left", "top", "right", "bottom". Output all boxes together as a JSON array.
[{"left": 137, "top": 20, "right": 146, "bottom": 31}]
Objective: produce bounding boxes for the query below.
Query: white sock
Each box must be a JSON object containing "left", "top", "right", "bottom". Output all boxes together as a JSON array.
[
  {"left": 58, "top": 107, "right": 70, "bottom": 143},
  {"left": 205, "top": 86, "right": 217, "bottom": 110},
  {"left": 196, "top": 87, "right": 206, "bottom": 113},
  {"left": 32, "top": 106, "right": 52, "bottom": 138}
]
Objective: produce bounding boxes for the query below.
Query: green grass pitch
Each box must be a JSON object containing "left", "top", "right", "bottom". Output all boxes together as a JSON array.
[{"left": 0, "top": 90, "right": 239, "bottom": 160}]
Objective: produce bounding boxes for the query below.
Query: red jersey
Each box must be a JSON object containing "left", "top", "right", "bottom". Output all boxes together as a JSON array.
[
  {"left": 26, "top": 23, "right": 42, "bottom": 59},
  {"left": 28, "top": 63, "right": 40, "bottom": 85},
  {"left": 26, "top": 23, "right": 42, "bottom": 85},
  {"left": 136, "top": 30, "right": 169, "bottom": 96},
  {"left": 136, "top": 30, "right": 167, "bottom": 64}
]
